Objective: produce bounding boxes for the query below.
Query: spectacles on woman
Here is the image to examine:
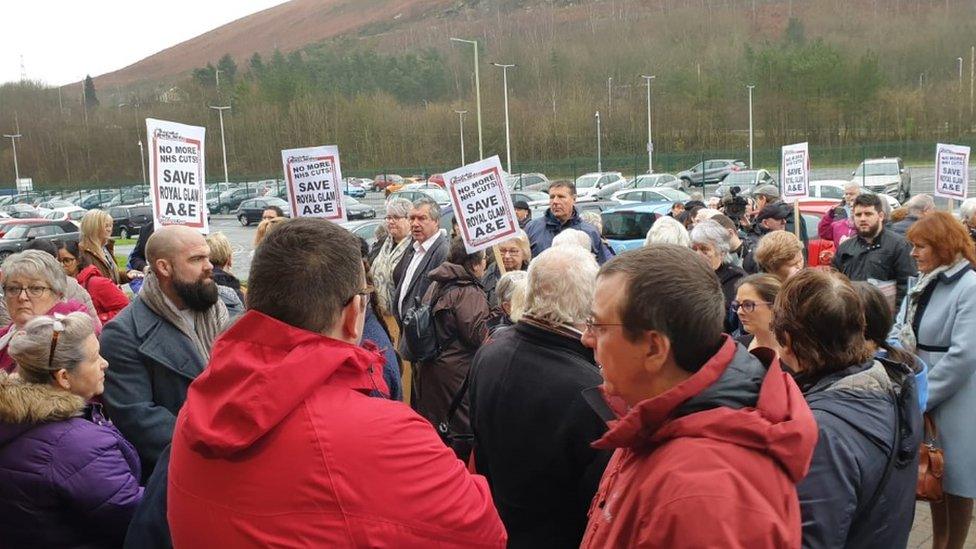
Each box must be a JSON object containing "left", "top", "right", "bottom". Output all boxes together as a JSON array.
[
  {"left": 731, "top": 300, "right": 770, "bottom": 313},
  {"left": 2, "top": 285, "right": 52, "bottom": 299}
]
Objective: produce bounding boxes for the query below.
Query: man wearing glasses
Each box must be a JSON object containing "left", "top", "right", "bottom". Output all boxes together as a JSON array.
[
  {"left": 167, "top": 217, "right": 506, "bottom": 547},
  {"left": 578, "top": 244, "right": 818, "bottom": 548}
]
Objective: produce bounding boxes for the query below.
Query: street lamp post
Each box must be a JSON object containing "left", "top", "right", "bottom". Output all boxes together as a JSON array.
[
  {"left": 595, "top": 111, "right": 602, "bottom": 173},
  {"left": 454, "top": 110, "right": 468, "bottom": 165},
  {"left": 209, "top": 105, "right": 232, "bottom": 185},
  {"left": 492, "top": 63, "right": 516, "bottom": 174},
  {"left": 959, "top": 57, "right": 965, "bottom": 91},
  {"left": 451, "top": 38, "right": 484, "bottom": 160},
  {"left": 747, "top": 85, "right": 756, "bottom": 169},
  {"left": 3, "top": 133, "right": 22, "bottom": 186},
  {"left": 607, "top": 76, "right": 613, "bottom": 115},
  {"left": 641, "top": 75, "right": 656, "bottom": 173},
  {"left": 137, "top": 140, "right": 148, "bottom": 188}
]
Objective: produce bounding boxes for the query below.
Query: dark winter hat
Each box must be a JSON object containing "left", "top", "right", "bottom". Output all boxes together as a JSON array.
[
  {"left": 755, "top": 202, "right": 792, "bottom": 222},
  {"left": 513, "top": 200, "right": 531, "bottom": 211}
]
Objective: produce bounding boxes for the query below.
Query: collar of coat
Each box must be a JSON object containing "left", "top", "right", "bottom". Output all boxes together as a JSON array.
[
  {"left": 0, "top": 371, "right": 85, "bottom": 424},
  {"left": 544, "top": 207, "right": 581, "bottom": 229}
]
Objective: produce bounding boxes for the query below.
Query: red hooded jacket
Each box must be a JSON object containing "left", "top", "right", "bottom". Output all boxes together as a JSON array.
[
  {"left": 76, "top": 265, "right": 129, "bottom": 324},
  {"left": 168, "top": 310, "right": 506, "bottom": 548},
  {"left": 580, "top": 337, "right": 818, "bottom": 549}
]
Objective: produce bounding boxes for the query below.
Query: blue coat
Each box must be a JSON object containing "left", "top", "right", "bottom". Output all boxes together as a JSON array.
[
  {"left": 362, "top": 308, "right": 403, "bottom": 401},
  {"left": 891, "top": 260, "right": 976, "bottom": 497},
  {"left": 523, "top": 208, "right": 611, "bottom": 264},
  {"left": 0, "top": 376, "right": 144, "bottom": 548},
  {"left": 101, "top": 297, "right": 207, "bottom": 480},
  {"left": 796, "top": 360, "right": 921, "bottom": 548}
]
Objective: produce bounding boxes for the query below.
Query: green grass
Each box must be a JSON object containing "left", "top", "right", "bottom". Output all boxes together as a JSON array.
[{"left": 114, "top": 238, "right": 137, "bottom": 246}]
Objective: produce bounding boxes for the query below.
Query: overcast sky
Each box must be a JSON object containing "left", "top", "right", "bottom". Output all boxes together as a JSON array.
[{"left": 2, "top": 1, "right": 287, "bottom": 86}]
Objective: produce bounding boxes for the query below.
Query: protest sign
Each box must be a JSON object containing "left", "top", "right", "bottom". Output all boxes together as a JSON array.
[
  {"left": 281, "top": 145, "right": 346, "bottom": 222},
  {"left": 934, "top": 143, "right": 970, "bottom": 201},
  {"left": 146, "top": 118, "right": 208, "bottom": 233},
  {"left": 444, "top": 156, "right": 519, "bottom": 253},
  {"left": 781, "top": 142, "right": 810, "bottom": 200}
]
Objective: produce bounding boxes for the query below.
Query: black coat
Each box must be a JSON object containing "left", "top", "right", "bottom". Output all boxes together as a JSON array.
[
  {"left": 831, "top": 228, "right": 916, "bottom": 304},
  {"left": 101, "top": 298, "right": 207, "bottom": 480},
  {"left": 123, "top": 445, "right": 172, "bottom": 549},
  {"left": 717, "top": 262, "right": 746, "bottom": 333},
  {"left": 391, "top": 233, "right": 449, "bottom": 323},
  {"left": 129, "top": 223, "right": 154, "bottom": 272},
  {"left": 469, "top": 321, "right": 611, "bottom": 548}
]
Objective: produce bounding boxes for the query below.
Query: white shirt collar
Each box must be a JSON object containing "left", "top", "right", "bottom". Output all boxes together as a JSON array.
[{"left": 412, "top": 231, "right": 441, "bottom": 254}]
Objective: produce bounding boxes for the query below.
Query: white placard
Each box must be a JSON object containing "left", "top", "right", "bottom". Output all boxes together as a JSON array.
[
  {"left": 444, "top": 156, "right": 519, "bottom": 253},
  {"left": 934, "top": 143, "right": 970, "bottom": 200},
  {"left": 146, "top": 118, "right": 208, "bottom": 233},
  {"left": 280, "top": 145, "right": 346, "bottom": 222},
  {"left": 781, "top": 142, "right": 810, "bottom": 200}
]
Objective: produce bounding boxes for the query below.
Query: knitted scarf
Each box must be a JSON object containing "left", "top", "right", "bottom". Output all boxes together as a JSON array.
[
  {"left": 897, "top": 258, "right": 962, "bottom": 353},
  {"left": 139, "top": 270, "right": 228, "bottom": 361}
]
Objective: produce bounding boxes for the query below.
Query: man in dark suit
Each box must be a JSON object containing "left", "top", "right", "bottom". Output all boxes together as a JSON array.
[{"left": 392, "top": 196, "right": 449, "bottom": 330}]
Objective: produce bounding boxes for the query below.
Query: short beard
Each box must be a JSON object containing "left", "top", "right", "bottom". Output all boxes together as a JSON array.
[
  {"left": 857, "top": 223, "right": 881, "bottom": 239},
  {"left": 173, "top": 277, "right": 219, "bottom": 312}
]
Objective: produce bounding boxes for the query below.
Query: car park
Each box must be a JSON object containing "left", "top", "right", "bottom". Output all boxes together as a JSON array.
[
  {"left": 677, "top": 159, "right": 747, "bottom": 188},
  {"left": 43, "top": 206, "right": 86, "bottom": 223},
  {"left": 600, "top": 201, "right": 674, "bottom": 253},
  {"left": 574, "top": 172, "right": 628, "bottom": 198},
  {"left": 712, "top": 169, "right": 775, "bottom": 198},
  {"left": 610, "top": 188, "right": 691, "bottom": 205},
  {"left": 2, "top": 204, "right": 39, "bottom": 219},
  {"left": 108, "top": 204, "right": 152, "bottom": 239},
  {"left": 374, "top": 174, "right": 404, "bottom": 192},
  {"left": 597, "top": 173, "right": 683, "bottom": 199},
  {"left": 340, "top": 178, "right": 367, "bottom": 198},
  {"left": 236, "top": 197, "right": 292, "bottom": 226},
  {"left": 387, "top": 187, "right": 451, "bottom": 207},
  {"left": 345, "top": 197, "right": 377, "bottom": 220},
  {"left": 505, "top": 173, "right": 550, "bottom": 191},
  {"left": 850, "top": 158, "right": 910, "bottom": 201},
  {"left": 214, "top": 187, "right": 260, "bottom": 214},
  {"left": 106, "top": 188, "right": 150, "bottom": 208},
  {"left": 0, "top": 219, "right": 80, "bottom": 261}
]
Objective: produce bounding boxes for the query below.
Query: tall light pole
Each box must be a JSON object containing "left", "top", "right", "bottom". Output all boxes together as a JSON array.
[
  {"left": 595, "top": 111, "right": 602, "bottom": 173},
  {"left": 607, "top": 77, "right": 613, "bottom": 114},
  {"left": 491, "top": 63, "right": 516, "bottom": 174},
  {"left": 3, "top": 133, "right": 22, "bottom": 186},
  {"left": 209, "top": 105, "right": 231, "bottom": 185},
  {"left": 641, "top": 74, "right": 656, "bottom": 173},
  {"left": 454, "top": 110, "right": 468, "bottom": 165},
  {"left": 747, "top": 85, "right": 756, "bottom": 169},
  {"left": 451, "top": 38, "right": 484, "bottom": 160},
  {"left": 958, "top": 57, "right": 964, "bottom": 91},
  {"left": 137, "top": 140, "right": 147, "bottom": 188}
]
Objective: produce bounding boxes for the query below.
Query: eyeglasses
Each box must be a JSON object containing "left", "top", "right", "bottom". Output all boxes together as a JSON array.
[
  {"left": 58, "top": 257, "right": 77, "bottom": 265},
  {"left": 584, "top": 317, "right": 625, "bottom": 335},
  {"left": 498, "top": 248, "right": 521, "bottom": 256},
  {"left": 731, "top": 300, "right": 770, "bottom": 313},
  {"left": 344, "top": 285, "right": 374, "bottom": 310},
  {"left": 2, "top": 285, "right": 52, "bottom": 299},
  {"left": 385, "top": 215, "right": 405, "bottom": 222}
]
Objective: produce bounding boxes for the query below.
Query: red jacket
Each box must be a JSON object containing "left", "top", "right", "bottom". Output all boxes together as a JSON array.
[
  {"left": 580, "top": 337, "right": 818, "bottom": 549},
  {"left": 168, "top": 310, "right": 506, "bottom": 548},
  {"left": 76, "top": 265, "right": 129, "bottom": 324}
]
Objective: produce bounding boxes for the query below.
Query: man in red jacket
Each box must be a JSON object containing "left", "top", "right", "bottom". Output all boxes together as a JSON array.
[
  {"left": 168, "top": 218, "right": 506, "bottom": 548},
  {"left": 579, "top": 244, "right": 819, "bottom": 548}
]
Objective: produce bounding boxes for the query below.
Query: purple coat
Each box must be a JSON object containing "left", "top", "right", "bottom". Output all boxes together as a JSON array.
[{"left": 0, "top": 373, "right": 143, "bottom": 548}]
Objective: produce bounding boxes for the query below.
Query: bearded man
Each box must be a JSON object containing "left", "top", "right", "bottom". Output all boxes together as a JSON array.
[
  {"left": 832, "top": 192, "right": 916, "bottom": 304},
  {"left": 102, "top": 225, "right": 229, "bottom": 479}
]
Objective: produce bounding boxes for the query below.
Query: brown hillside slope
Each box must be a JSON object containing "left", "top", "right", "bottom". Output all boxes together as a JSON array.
[{"left": 92, "top": 0, "right": 451, "bottom": 88}]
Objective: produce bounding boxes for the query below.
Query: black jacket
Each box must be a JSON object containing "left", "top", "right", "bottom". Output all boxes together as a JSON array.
[
  {"left": 796, "top": 359, "right": 921, "bottom": 549},
  {"left": 212, "top": 267, "right": 244, "bottom": 304},
  {"left": 469, "top": 321, "right": 611, "bottom": 548},
  {"left": 391, "top": 233, "right": 449, "bottom": 324},
  {"left": 889, "top": 214, "right": 920, "bottom": 237},
  {"left": 716, "top": 262, "right": 746, "bottom": 333},
  {"left": 129, "top": 223, "right": 154, "bottom": 272},
  {"left": 831, "top": 228, "right": 916, "bottom": 304}
]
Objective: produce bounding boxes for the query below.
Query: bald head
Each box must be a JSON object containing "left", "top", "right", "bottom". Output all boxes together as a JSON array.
[{"left": 147, "top": 226, "right": 206, "bottom": 265}]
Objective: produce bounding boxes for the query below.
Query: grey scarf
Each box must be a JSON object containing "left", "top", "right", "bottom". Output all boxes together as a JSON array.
[
  {"left": 897, "top": 258, "right": 963, "bottom": 353},
  {"left": 139, "top": 270, "right": 229, "bottom": 361}
]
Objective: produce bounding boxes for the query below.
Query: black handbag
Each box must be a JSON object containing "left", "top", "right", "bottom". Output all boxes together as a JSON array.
[{"left": 437, "top": 369, "right": 474, "bottom": 462}]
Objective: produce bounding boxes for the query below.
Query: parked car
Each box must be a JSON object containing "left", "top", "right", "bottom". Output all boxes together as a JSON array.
[
  {"left": 597, "top": 173, "right": 683, "bottom": 199},
  {"left": 43, "top": 206, "right": 87, "bottom": 223},
  {"left": 677, "top": 159, "right": 747, "bottom": 188},
  {"left": 809, "top": 180, "right": 902, "bottom": 210},
  {"left": 574, "top": 172, "right": 628, "bottom": 198},
  {"left": 236, "top": 197, "right": 291, "bottom": 226},
  {"left": 427, "top": 174, "right": 446, "bottom": 188},
  {"left": 511, "top": 190, "right": 550, "bottom": 207},
  {"left": 106, "top": 189, "right": 150, "bottom": 208},
  {"left": 0, "top": 219, "right": 80, "bottom": 261},
  {"left": 341, "top": 219, "right": 384, "bottom": 247},
  {"left": 712, "top": 169, "right": 775, "bottom": 198},
  {"left": 107, "top": 204, "right": 152, "bottom": 239},
  {"left": 77, "top": 191, "right": 117, "bottom": 210},
  {"left": 36, "top": 199, "right": 76, "bottom": 211},
  {"left": 213, "top": 187, "right": 260, "bottom": 214},
  {"left": 850, "top": 158, "right": 911, "bottom": 201},
  {"left": 610, "top": 188, "right": 691, "bottom": 205},
  {"left": 600, "top": 201, "right": 674, "bottom": 254},
  {"left": 386, "top": 187, "right": 451, "bottom": 207},
  {"left": 345, "top": 197, "right": 377, "bottom": 220},
  {"left": 2, "top": 204, "right": 39, "bottom": 219},
  {"left": 505, "top": 173, "right": 551, "bottom": 191},
  {"left": 374, "top": 174, "right": 404, "bottom": 192},
  {"left": 341, "top": 179, "right": 367, "bottom": 199}
]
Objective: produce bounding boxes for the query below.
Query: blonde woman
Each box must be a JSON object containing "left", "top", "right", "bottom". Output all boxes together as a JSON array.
[
  {"left": 78, "top": 210, "right": 142, "bottom": 285},
  {"left": 483, "top": 231, "right": 531, "bottom": 308}
]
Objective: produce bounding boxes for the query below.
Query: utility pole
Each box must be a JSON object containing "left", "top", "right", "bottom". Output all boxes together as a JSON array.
[
  {"left": 970, "top": 45, "right": 974, "bottom": 119},
  {"left": 3, "top": 133, "right": 22, "bottom": 186},
  {"left": 747, "top": 85, "right": 756, "bottom": 169},
  {"left": 454, "top": 110, "right": 468, "bottom": 165},
  {"left": 958, "top": 57, "right": 964, "bottom": 92},
  {"left": 209, "top": 105, "right": 232, "bottom": 185},
  {"left": 607, "top": 76, "right": 613, "bottom": 115},
  {"left": 641, "top": 75, "right": 656, "bottom": 173},
  {"left": 492, "top": 63, "right": 516, "bottom": 174},
  {"left": 595, "top": 111, "right": 602, "bottom": 173},
  {"left": 137, "top": 140, "right": 148, "bottom": 188},
  {"left": 451, "top": 38, "right": 484, "bottom": 160}
]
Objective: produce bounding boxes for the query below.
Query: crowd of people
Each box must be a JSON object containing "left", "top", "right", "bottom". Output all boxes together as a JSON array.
[{"left": 0, "top": 180, "right": 973, "bottom": 548}]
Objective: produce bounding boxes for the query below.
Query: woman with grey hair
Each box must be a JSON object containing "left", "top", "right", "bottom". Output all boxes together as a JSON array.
[
  {"left": 483, "top": 231, "right": 531, "bottom": 309},
  {"left": 487, "top": 270, "right": 528, "bottom": 335},
  {"left": 0, "top": 313, "right": 143, "bottom": 547},
  {"left": 370, "top": 198, "right": 414, "bottom": 319},
  {"left": 0, "top": 250, "right": 96, "bottom": 373},
  {"left": 645, "top": 215, "right": 691, "bottom": 247},
  {"left": 691, "top": 219, "right": 746, "bottom": 331}
]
